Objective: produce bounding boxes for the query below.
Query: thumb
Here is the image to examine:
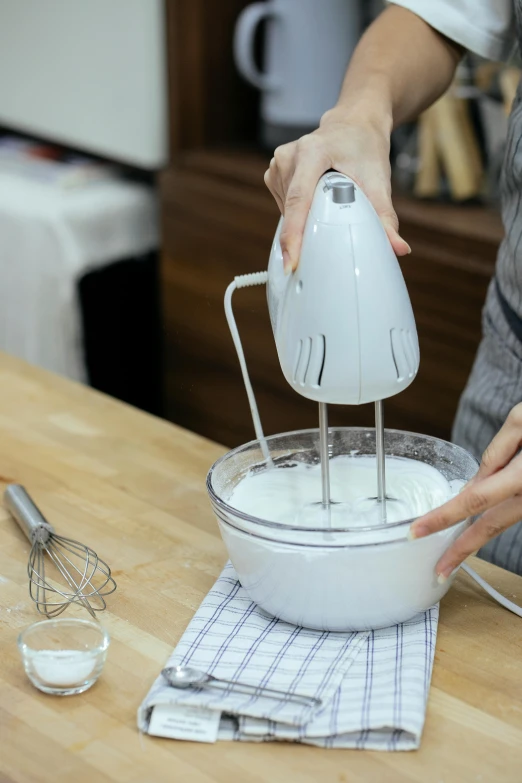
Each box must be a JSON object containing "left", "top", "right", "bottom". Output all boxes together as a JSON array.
[
  {"left": 279, "top": 157, "right": 330, "bottom": 274},
  {"left": 383, "top": 220, "right": 412, "bottom": 257},
  {"left": 371, "top": 192, "right": 411, "bottom": 256}
]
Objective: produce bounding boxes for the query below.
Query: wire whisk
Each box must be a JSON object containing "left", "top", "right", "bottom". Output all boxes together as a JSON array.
[{"left": 5, "top": 484, "right": 117, "bottom": 618}]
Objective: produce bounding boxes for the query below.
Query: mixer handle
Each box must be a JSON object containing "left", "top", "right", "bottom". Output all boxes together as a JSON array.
[{"left": 4, "top": 484, "right": 54, "bottom": 544}]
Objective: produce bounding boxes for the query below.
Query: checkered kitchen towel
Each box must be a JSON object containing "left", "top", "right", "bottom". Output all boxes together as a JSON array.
[{"left": 138, "top": 563, "right": 438, "bottom": 750}]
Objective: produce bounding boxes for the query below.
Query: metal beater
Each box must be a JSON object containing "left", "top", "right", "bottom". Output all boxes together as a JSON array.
[
  {"left": 266, "top": 173, "right": 419, "bottom": 520},
  {"left": 226, "top": 173, "right": 420, "bottom": 522},
  {"left": 5, "top": 484, "right": 116, "bottom": 617},
  {"left": 318, "top": 399, "right": 388, "bottom": 522}
]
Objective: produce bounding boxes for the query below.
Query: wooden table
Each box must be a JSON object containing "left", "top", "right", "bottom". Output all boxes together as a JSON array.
[{"left": 1, "top": 353, "right": 522, "bottom": 782}]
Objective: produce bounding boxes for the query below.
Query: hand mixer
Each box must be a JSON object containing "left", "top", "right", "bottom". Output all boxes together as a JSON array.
[
  {"left": 225, "top": 171, "right": 522, "bottom": 617},
  {"left": 225, "top": 172, "right": 420, "bottom": 523}
]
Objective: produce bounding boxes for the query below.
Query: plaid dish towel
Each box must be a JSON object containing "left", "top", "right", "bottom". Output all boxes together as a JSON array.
[{"left": 138, "top": 563, "right": 438, "bottom": 750}]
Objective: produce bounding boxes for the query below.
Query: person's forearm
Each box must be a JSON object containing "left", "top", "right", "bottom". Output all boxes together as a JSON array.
[{"left": 324, "top": 5, "right": 463, "bottom": 132}]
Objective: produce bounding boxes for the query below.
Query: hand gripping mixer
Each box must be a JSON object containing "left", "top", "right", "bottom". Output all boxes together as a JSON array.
[{"left": 225, "top": 172, "right": 420, "bottom": 523}]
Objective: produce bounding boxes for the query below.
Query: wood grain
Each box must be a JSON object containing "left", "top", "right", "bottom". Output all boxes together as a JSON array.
[
  {"left": 0, "top": 352, "right": 522, "bottom": 782},
  {"left": 160, "top": 149, "right": 500, "bottom": 447}
]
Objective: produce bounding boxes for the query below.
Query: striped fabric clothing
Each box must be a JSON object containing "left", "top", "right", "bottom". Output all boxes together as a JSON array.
[
  {"left": 138, "top": 563, "right": 438, "bottom": 750},
  {"left": 452, "top": 3, "right": 522, "bottom": 574},
  {"left": 496, "top": 4, "right": 522, "bottom": 319},
  {"left": 453, "top": 282, "right": 522, "bottom": 573}
]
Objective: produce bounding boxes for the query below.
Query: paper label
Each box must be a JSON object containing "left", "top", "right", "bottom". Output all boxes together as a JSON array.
[{"left": 148, "top": 704, "right": 221, "bottom": 743}]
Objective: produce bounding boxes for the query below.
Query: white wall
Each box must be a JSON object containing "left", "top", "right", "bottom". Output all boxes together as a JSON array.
[{"left": 0, "top": 0, "right": 168, "bottom": 169}]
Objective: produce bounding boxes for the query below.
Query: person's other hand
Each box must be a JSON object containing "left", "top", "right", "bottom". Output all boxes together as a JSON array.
[
  {"left": 410, "top": 403, "right": 522, "bottom": 581},
  {"left": 263, "top": 108, "right": 411, "bottom": 274}
]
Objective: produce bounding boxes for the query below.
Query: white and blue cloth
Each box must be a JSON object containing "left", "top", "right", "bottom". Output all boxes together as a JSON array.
[{"left": 138, "top": 563, "right": 438, "bottom": 750}]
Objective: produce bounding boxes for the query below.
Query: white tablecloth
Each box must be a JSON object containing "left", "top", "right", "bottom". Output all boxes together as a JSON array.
[{"left": 0, "top": 173, "right": 158, "bottom": 381}]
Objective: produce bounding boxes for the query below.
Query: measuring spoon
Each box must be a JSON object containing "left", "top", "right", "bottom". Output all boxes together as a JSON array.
[{"left": 161, "top": 666, "right": 322, "bottom": 708}]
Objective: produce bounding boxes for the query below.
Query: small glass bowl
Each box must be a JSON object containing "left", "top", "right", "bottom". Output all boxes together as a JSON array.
[{"left": 18, "top": 618, "right": 110, "bottom": 695}]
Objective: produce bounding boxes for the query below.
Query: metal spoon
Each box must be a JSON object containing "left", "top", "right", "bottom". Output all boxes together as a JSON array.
[{"left": 161, "top": 665, "right": 322, "bottom": 708}]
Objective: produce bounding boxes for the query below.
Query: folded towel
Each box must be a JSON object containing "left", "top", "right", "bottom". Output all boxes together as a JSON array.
[{"left": 138, "top": 563, "right": 438, "bottom": 750}]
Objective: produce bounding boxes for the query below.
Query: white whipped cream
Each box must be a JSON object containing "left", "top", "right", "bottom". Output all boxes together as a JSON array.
[{"left": 229, "top": 455, "right": 462, "bottom": 531}]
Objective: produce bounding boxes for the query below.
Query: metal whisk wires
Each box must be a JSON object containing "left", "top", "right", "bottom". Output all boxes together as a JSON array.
[
  {"left": 6, "top": 484, "right": 116, "bottom": 618},
  {"left": 28, "top": 532, "right": 116, "bottom": 617}
]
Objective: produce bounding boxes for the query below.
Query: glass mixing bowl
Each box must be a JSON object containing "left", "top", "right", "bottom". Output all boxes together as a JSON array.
[{"left": 207, "top": 427, "right": 478, "bottom": 631}]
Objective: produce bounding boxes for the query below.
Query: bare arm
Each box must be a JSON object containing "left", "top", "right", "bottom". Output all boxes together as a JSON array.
[
  {"left": 336, "top": 4, "right": 463, "bottom": 129},
  {"left": 264, "top": 5, "right": 463, "bottom": 271}
]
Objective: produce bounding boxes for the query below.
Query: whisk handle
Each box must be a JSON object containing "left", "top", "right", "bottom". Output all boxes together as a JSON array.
[{"left": 4, "top": 484, "right": 54, "bottom": 543}]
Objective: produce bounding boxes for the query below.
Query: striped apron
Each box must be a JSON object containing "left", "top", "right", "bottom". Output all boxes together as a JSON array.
[{"left": 452, "top": 8, "right": 522, "bottom": 574}]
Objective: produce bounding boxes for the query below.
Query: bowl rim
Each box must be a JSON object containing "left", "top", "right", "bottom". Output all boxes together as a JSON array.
[
  {"left": 206, "top": 426, "right": 478, "bottom": 536},
  {"left": 17, "top": 617, "right": 110, "bottom": 654}
]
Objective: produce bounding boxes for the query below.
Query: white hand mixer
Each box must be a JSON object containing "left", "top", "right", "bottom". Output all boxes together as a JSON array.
[
  {"left": 224, "top": 170, "right": 522, "bottom": 617},
  {"left": 225, "top": 172, "right": 419, "bottom": 523}
]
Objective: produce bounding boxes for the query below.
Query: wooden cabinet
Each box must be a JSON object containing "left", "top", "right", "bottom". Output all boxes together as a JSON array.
[{"left": 161, "top": 1, "right": 503, "bottom": 448}]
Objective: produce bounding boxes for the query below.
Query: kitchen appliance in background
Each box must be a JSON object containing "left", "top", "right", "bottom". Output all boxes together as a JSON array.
[{"left": 233, "top": 0, "right": 362, "bottom": 148}]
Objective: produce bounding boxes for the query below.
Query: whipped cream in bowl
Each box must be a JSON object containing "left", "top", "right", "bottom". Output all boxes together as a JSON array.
[{"left": 207, "top": 427, "right": 478, "bottom": 631}]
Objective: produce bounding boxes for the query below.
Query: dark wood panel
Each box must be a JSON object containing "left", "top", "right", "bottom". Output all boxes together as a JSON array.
[
  {"left": 165, "top": 0, "right": 259, "bottom": 154},
  {"left": 160, "top": 150, "right": 500, "bottom": 447},
  {"left": 164, "top": 149, "right": 504, "bottom": 248}
]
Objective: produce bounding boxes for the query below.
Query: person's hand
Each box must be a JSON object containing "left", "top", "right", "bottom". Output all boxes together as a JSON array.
[
  {"left": 263, "top": 107, "right": 411, "bottom": 274},
  {"left": 410, "top": 403, "right": 522, "bottom": 581}
]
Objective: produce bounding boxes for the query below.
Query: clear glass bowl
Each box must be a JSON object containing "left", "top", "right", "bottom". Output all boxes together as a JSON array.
[
  {"left": 18, "top": 618, "right": 110, "bottom": 695},
  {"left": 207, "top": 427, "right": 478, "bottom": 631}
]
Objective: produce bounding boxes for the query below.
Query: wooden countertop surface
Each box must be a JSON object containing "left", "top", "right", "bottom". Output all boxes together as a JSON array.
[{"left": 1, "top": 352, "right": 522, "bottom": 782}]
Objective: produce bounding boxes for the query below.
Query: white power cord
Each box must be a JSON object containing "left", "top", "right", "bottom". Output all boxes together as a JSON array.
[
  {"left": 224, "top": 272, "right": 271, "bottom": 462},
  {"left": 461, "top": 562, "right": 522, "bottom": 618}
]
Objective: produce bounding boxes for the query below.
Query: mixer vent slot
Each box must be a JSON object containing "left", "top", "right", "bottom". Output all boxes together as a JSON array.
[
  {"left": 402, "top": 331, "right": 415, "bottom": 376},
  {"left": 293, "top": 335, "right": 326, "bottom": 387},
  {"left": 316, "top": 334, "right": 326, "bottom": 387},
  {"left": 302, "top": 337, "right": 312, "bottom": 386},
  {"left": 293, "top": 337, "right": 312, "bottom": 386},
  {"left": 405, "top": 330, "right": 418, "bottom": 374},
  {"left": 390, "top": 329, "right": 401, "bottom": 381},
  {"left": 293, "top": 340, "right": 303, "bottom": 384},
  {"left": 390, "top": 328, "right": 417, "bottom": 381}
]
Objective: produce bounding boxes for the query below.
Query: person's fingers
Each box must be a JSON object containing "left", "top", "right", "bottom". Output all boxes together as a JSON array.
[
  {"left": 475, "top": 403, "right": 522, "bottom": 481},
  {"left": 264, "top": 158, "right": 284, "bottom": 214},
  {"left": 385, "top": 224, "right": 412, "bottom": 256},
  {"left": 273, "top": 142, "right": 296, "bottom": 201},
  {"left": 410, "top": 454, "right": 522, "bottom": 538},
  {"left": 274, "top": 161, "right": 290, "bottom": 214},
  {"left": 366, "top": 186, "right": 411, "bottom": 256},
  {"left": 279, "top": 136, "right": 330, "bottom": 274},
  {"left": 265, "top": 132, "right": 412, "bottom": 269},
  {"left": 264, "top": 157, "right": 285, "bottom": 213},
  {"left": 435, "top": 495, "right": 522, "bottom": 581}
]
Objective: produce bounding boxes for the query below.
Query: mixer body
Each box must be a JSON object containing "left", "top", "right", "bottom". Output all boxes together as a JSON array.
[{"left": 267, "top": 173, "right": 419, "bottom": 405}]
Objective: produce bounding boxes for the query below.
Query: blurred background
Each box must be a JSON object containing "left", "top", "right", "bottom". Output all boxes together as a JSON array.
[{"left": 0, "top": 0, "right": 516, "bottom": 447}]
